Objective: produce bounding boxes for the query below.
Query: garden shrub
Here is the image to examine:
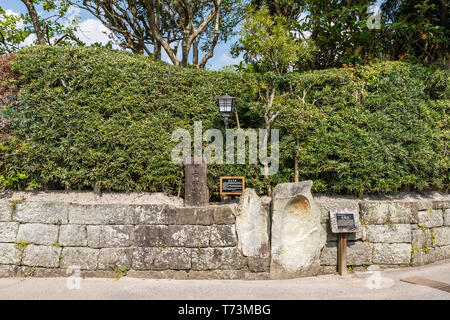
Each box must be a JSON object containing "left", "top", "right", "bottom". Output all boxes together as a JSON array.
[{"left": 0, "top": 46, "right": 448, "bottom": 196}]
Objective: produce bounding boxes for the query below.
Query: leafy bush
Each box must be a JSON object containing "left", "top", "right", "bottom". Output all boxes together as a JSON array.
[
  {"left": 278, "top": 62, "right": 449, "bottom": 194},
  {"left": 1, "top": 46, "right": 448, "bottom": 196}
]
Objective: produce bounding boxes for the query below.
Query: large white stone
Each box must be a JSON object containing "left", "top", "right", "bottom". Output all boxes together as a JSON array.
[
  {"left": 16, "top": 223, "right": 58, "bottom": 245},
  {"left": 235, "top": 189, "right": 270, "bottom": 258},
  {"left": 417, "top": 209, "right": 444, "bottom": 228},
  {"left": 432, "top": 227, "right": 450, "bottom": 246},
  {"left": 360, "top": 201, "right": 417, "bottom": 224},
  {"left": 366, "top": 224, "right": 412, "bottom": 243},
  {"left": 14, "top": 201, "right": 68, "bottom": 224},
  {"left": 22, "top": 245, "right": 61, "bottom": 268},
  {"left": 60, "top": 247, "right": 99, "bottom": 270},
  {"left": 0, "top": 222, "right": 19, "bottom": 242},
  {"left": 270, "top": 181, "right": 326, "bottom": 279},
  {"left": 59, "top": 225, "right": 87, "bottom": 247},
  {"left": 0, "top": 202, "right": 12, "bottom": 222},
  {"left": 86, "top": 225, "right": 133, "bottom": 248},
  {"left": 444, "top": 209, "right": 450, "bottom": 226},
  {"left": 372, "top": 243, "right": 411, "bottom": 265},
  {"left": 0, "top": 243, "right": 22, "bottom": 265}
]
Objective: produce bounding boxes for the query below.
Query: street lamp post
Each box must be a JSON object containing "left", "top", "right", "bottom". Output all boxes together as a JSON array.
[{"left": 216, "top": 93, "right": 236, "bottom": 127}]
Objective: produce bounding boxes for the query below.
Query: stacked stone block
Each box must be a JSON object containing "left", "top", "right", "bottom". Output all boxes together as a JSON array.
[
  {"left": 0, "top": 201, "right": 269, "bottom": 279},
  {"left": 1, "top": 194, "right": 449, "bottom": 279}
]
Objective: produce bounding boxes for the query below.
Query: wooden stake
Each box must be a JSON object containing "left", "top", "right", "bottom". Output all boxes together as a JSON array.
[{"left": 338, "top": 233, "right": 347, "bottom": 276}]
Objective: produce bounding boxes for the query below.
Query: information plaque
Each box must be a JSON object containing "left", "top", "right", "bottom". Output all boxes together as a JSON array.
[
  {"left": 220, "top": 177, "right": 245, "bottom": 195},
  {"left": 329, "top": 209, "right": 361, "bottom": 233}
]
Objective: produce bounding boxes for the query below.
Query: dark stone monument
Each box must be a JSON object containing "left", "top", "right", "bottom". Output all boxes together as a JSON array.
[{"left": 185, "top": 157, "right": 207, "bottom": 207}]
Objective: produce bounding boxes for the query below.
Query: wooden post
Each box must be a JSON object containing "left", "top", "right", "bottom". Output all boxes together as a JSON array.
[
  {"left": 185, "top": 157, "right": 207, "bottom": 207},
  {"left": 338, "top": 233, "right": 347, "bottom": 276}
]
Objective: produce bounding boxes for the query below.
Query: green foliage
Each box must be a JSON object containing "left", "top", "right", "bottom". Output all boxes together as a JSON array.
[
  {"left": 0, "top": 7, "right": 30, "bottom": 54},
  {"left": 0, "top": 1, "right": 81, "bottom": 54},
  {"left": 14, "top": 240, "right": 29, "bottom": 251},
  {"left": 0, "top": 172, "right": 28, "bottom": 189},
  {"left": 2, "top": 46, "right": 259, "bottom": 196},
  {"left": 278, "top": 62, "right": 449, "bottom": 194},
  {"left": 114, "top": 266, "right": 129, "bottom": 280},
  {"left": 298, "top": 0, "right": 379, "bottom": 69},
  {"left": 1, "top": 46, "right": 448, "bottom": 196},
  {"left": 249, "top": 0, "right": 449, "bottom": 69},
  {"left": 381, "top": 0, "right": 449, "bottom": 67},
  {"left": 233, "top": 6, "right": 315, "bottom": 75}
]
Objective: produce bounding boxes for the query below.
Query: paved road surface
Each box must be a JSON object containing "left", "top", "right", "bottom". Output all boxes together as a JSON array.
[{"left": 0, "top": 260, "right": 449, "bottom": 300}]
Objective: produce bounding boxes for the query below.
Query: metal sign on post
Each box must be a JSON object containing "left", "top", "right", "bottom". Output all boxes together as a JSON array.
[
  {"left": 220, "top": 177, "right": 245, "bottom": 195},
  {"left": 329, "top": 209, "right": 361, "bottom": 276}
]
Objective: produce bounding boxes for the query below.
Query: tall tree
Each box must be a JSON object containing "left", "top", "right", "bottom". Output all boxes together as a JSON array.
[
  {"left": 248, "top": 1, "right": 379, "bottom": 69},
  {"left": 22, "top": 0, "right": 46, "bottom": 45},
  {"left": 233, "top": 6, "right": 315, "bottom": 194},
  {"left": 300, "top": 0, "right": 378, "bottom": 69},
  {"left": 72, "top": 0, "right": 244, "bottom": 68},
  {"left": 0, "top": 0, "right": 81, "bottom": 54}
]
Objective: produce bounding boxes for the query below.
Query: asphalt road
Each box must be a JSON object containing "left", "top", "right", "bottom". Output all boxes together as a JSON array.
[{"left": 0, "top": 260, "right": 449, "bottom": 300}]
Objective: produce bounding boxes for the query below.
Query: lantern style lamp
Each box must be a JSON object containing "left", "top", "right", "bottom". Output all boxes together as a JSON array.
[{"left": 216, "top": 93, "right": 236, "bottom": 127}]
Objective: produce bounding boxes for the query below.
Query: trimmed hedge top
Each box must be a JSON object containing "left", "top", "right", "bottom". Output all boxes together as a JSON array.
[{"left": 1, "top": 46, "right": 449, "bottom": 196}]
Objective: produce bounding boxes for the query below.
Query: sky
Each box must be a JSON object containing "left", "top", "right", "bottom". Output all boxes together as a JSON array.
[{"left": 1, "top": 0, "right": 384, "bottom": 70}]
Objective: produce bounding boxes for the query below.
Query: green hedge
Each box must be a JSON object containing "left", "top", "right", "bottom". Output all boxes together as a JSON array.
[{"left": 1, "top": 46, "right": 448, "bottom": 196}]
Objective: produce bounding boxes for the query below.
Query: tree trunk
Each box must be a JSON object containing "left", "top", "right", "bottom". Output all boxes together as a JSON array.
[
  {"left": 197, "top": 5, "right": 221, "bottom": 69},
  {"left": 439, "top": 0, "right": 448, "bottom": 27},
  {"left": 193, "top": 39, "right": 199, "bottom": 65},
  {"left": 154, "top": 0, "right": 162, "bottom": 60},
  {"left": 153, "top": 41, "right": 161, "bottom": 60},
  {"left": 180, "top": 32, "right": 190, "bottom": 67},
  {"left": 21, "top": 0, "right": 46, "bottom": 45},
  {"left": 262, "top": 122, "right": 271, "bottom": 196}
]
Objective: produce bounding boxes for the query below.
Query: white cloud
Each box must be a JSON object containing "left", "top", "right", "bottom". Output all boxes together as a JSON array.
[
  {"left": 2, "top": 8, "right": 118, "bottom": 49},
  {"left": 3, "top": 9, "right": 24, "bottom": 29},
  {"left": 22, "top": 34, "right": 36, "bottom": 46},
  {"left": 161, "top": 50, "right": 173, "bottom": 64},
  {"left": 75, "top": 18, "right": 118, "bottom": 47},
  {"left": 210, "top": 53, "right": 242, "bottom": 70}
]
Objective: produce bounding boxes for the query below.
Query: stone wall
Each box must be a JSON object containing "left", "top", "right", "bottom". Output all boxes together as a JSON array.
[
  {"left": 0, "top": 200, "right": 269, "bottom": 279},
  {"left": 317, "top": 197, "right": 450, "bottom": 274},
  {"left": 0, "top": 190, "right": 449, "bottom": 279}
]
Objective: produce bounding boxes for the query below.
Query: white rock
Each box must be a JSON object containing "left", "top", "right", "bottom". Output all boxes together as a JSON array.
[
  {"left": 235, "top": 189, "right": 270, "bottom": 258},
  {"left": 270, "top": 181, "right": 326, "bottom": 279}
]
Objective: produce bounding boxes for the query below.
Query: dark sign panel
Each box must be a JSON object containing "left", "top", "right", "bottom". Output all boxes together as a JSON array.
[
  {"left": 329, "top": 210, "right": 361, "bottom": 233},
  {"left": 336, "top": 213, "right": 356, "bottom": 228},
  {"left": 220, "top": 177, "right": 245, "bottom": 195}
]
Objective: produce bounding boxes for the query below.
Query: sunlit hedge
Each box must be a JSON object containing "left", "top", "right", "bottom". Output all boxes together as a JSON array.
[{"left": 1, "top": 46, "right": 448, "bottom": 196}]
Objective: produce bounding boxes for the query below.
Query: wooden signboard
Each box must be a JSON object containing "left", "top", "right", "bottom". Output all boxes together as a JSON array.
[
  {"left": 220, "top": 177, "right": 245, "bottom": 195},
  {"left": 329, "top": 209, "right": 361, "bottom": 233},
  {"left": 329, "top": 209, "right": 361, "bottom": 276}
]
